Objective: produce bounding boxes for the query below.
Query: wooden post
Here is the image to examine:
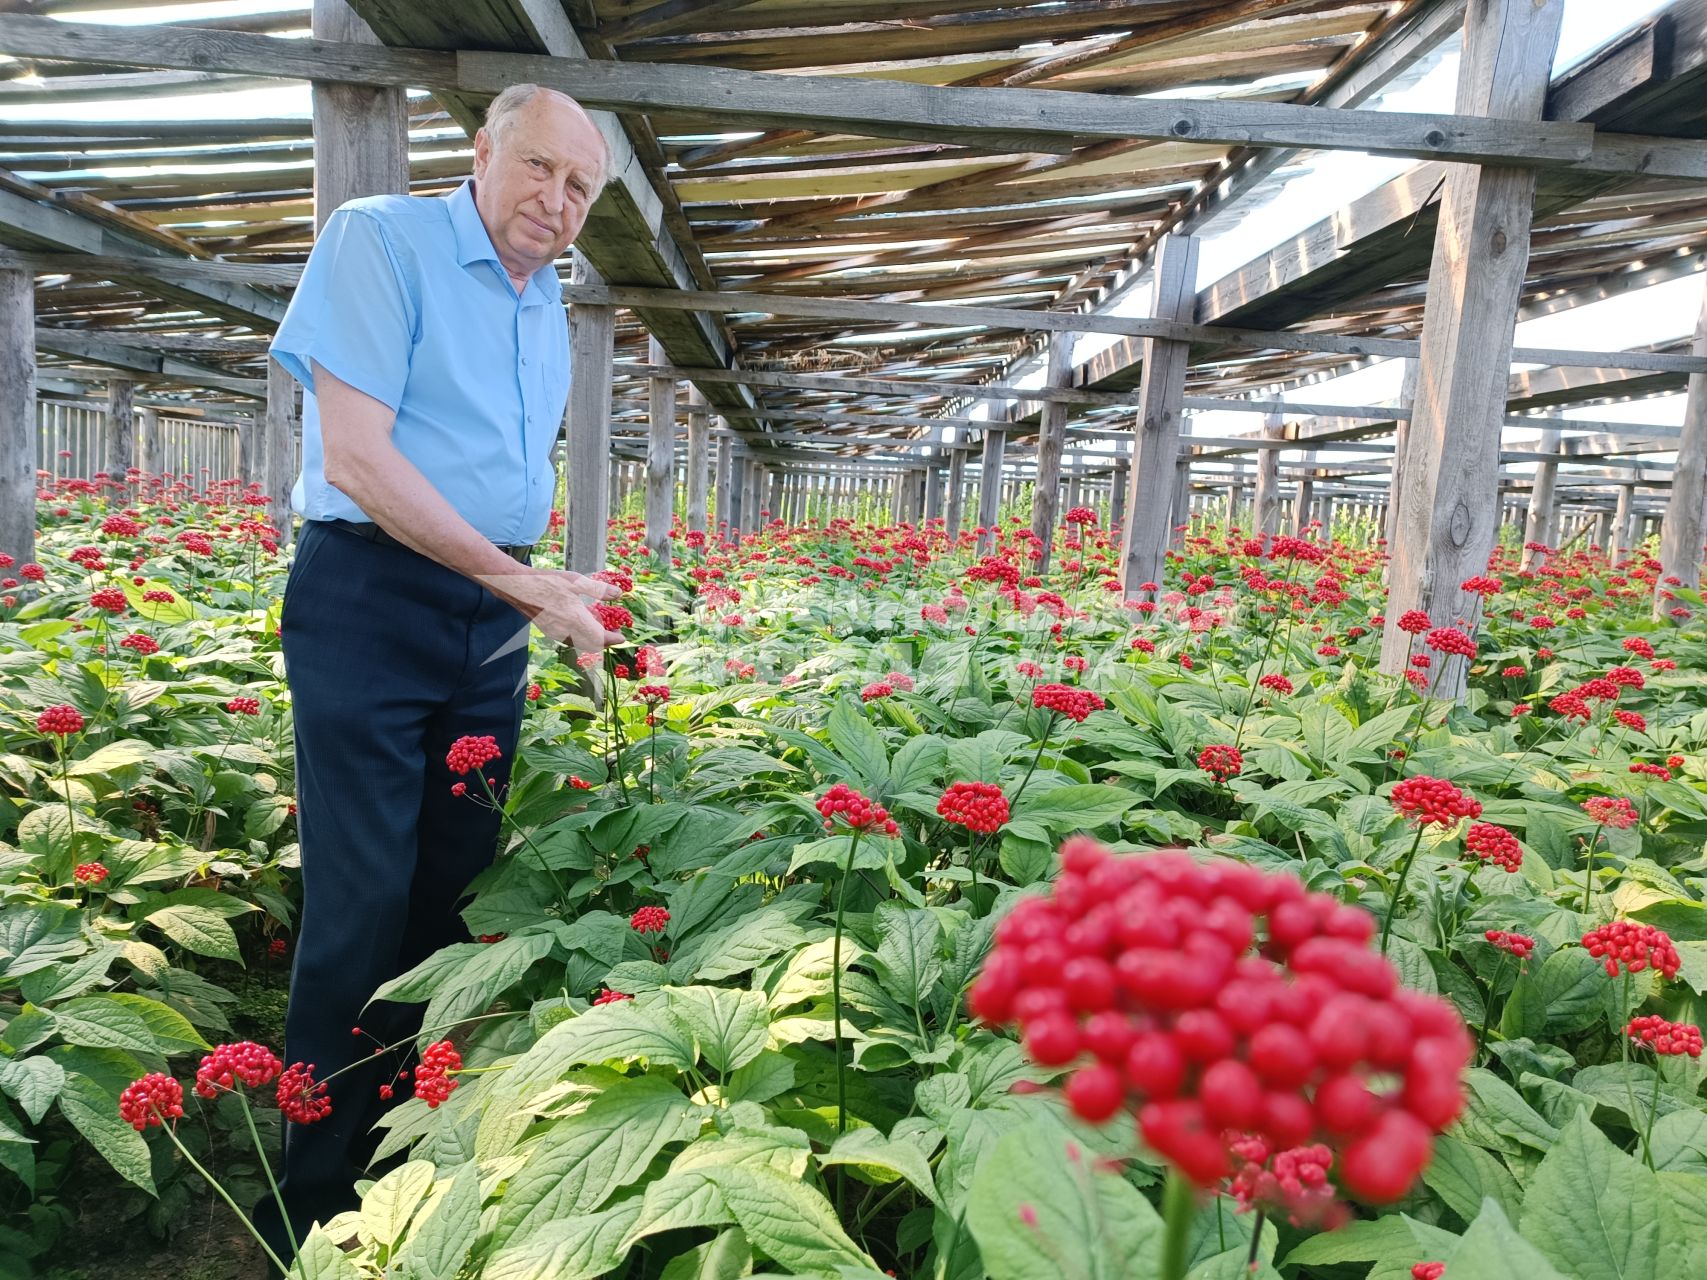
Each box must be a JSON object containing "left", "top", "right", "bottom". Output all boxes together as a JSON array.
[
  {"left": 1169, "top": 451, "right": 1193, "bottom": 545},
  {"left": 685, "top": 386, "right": 709, "bottom": 537},
  {"left": 976, "top": 427, "right": 1005, "bottom": 555},
  {"left": 1293, "top": 472, "right": 1314, "bottom": 537},
  {"left": 727, "top": 450, "right": 746, "bottom": 535},
  {"left": 644, "top": 338, "right": 674, "bottom": 559},
  {"left": 0, "top": 267, "right": 34, "bottom": 571},
  {"left": 1120, "top": 235, "right": 1199, "bottom": 595},
  {"left": 1522, "top": 434, "right": 1560, "bottom": 565},
  {"left": 1594, "top": 507, "right": 1613, "bottom": 552},
  {"left": 945, "top": 438, "right": 967, "bottom": 538},
  {"left": 1381, "top": 0, "right": 1564, "bottom": 695},
  {"left": 262, "top": 359, "right": 296, "bottom": 544},
  {"left": 1030, "top": 334, "right": 1077, "bottom": 573},
  {"left": 739, "top": 455, "right": 758, "bottom": 534},
  {"left": 566, "top": 258, "right": 614, "bottom": 574},
  {"left": 137, "top": 407, "right": 160, "bottom": 478},
  {"left": 714, "top": 434, "right": 731, "bottom": 536},
  {"left": 1252, "top": 411, "right": 1282, "bottom": 538},
  {"left": 105, "top": 377, "right": 135, "bottom": 479},
  {"left": 1111, "top": 462, "right": 1129, "bottom": 530},
  {"left": 236, "top": 414, "right": 258, "bottom": 487},
  {"left": 311, "top": 0, "right": 409, "bottom": 223},
  {"left": 1657, "top": 286, "right": 1707, "bottom": 614},
  {"left": 765, "top": 468, "right": 782, "bottom": 524}
]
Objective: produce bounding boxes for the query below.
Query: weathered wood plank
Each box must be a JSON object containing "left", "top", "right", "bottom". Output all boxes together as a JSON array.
[
  {"left": 0, "top": 268, "right": 35, "bottom": 569},
  {"left": 263, "top": 357, "right": 296, "bottom": 546},
  {"left": 685, "top": 385, "right": 709, "bottom": 536},
  {"left": 105, "top": 376, "right": 134, "bottom": 477},
  {"left": 1382, "top": 0, "right": 1564, "bottom": 694},
  {"left": 566, "top": 258, "right": 615, "bottom": 574},
  {"left": 1657, "top": 283, "right": 1707, "bottom": 610},
  {"left": 645, "top": 336, "right": 674, "bottom": 558},
  {"left": 1030, "top": 333, "right": 1077, "bottom": 568},
  {"left": 1120, "top": 233, "right": 1198, "bottom": 595},
  {"left": 1252, "top": 410, "right": 1281, "bottom": 537},
  {"left": 312, "top": 0, "right": 410, "bottom": 233},
  {"left": 975, "top": 424, "right": 1005, "bottom": 556}
]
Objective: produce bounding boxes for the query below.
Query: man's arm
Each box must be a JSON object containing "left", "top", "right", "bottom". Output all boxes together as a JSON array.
[{"left": 313, "top": 360, "right": 620, "bottom": 651}]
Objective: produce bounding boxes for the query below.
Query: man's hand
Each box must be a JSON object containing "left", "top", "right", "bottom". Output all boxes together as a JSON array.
[{"left": 500, "top": 568, "right": 624, "bottom": 653}]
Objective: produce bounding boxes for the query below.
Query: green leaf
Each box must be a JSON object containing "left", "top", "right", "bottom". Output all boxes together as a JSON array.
[
  {"left": 1520, "top": 1108, "right": 1663, "bottom": 1280},
  {"left": 394, "top": 1161, "right": 482, "bottom": 1280},
  {"left": 872, "top": 901, "right": 942, "bottom": 1010},
  {"left": 945, "top": 730, "right": 1027, "bottom": 786},
  {"left": 1421, "top": 1136, "right": 1522, "bottom": 1222},
  {"left": 827, "top": 700, "right": 889, "bottom": 792},
  {"left": 662, "top": 986, "right": 769, "bottom": 1075},
  {"left": 1651, "top": 1109, "right": 1707, "bottom": 1175},
  {"left": 658, "top": 1229, "right": 752, "bottom": 1280},
  {"left": 889, "top": 735, "right": 946, "bottom": 796},
  {"left": 1445, "top": 1200, "right": 1567, "bottom": 1280},
  {"left": 358, "top": 1159, "right": 435, "bottom": 1251},
  {"left": 821, "top": 1126, "right": 940, "bottom": 1206},
  {"left": 101, "top": 992, "right": 209, "bottom": 1054},
  {"left": 18, "top": 942, "right": 120, "bottom": 1005},
  {"left": 965, "top": 1122, "right": 1160, "bottom": 1280},
  {"left": 287, "top": 1227, "right": 363, "bottom": 1280},
  {"left": 51, "top": 997, "right": 160, "bottom": 1056},
  {"left": 1012, "top": 783, "right": 1137, "bottom": 833},
  {"left": 65, "top": 740, "right": 154, "bottom": 778},
  {"left": 1, "top": 1007, "right": 56, "bottom": 1055},
  {"left": 0, "top": 1056, "right": 63, "bottom": 1125},
  {"left": 1281, "top": 1216, "right": 1422, "bottom": 1266},
  {"left": 1660, "top": 1172, "right": 1707, "bottom": 1278},
  {"left": 491, "top": 1075, "right": 703, "bottom": 1250},
  {"left": 529, "top": 999, "right": 698, "bottom": 1074},
  {"left": 701, "top": 1164, "right": 877, "bottom": 1273},
  {"left": 145, "top": 904, "right": 241, "bottom": 962},
  {"left": 484, "top": 1199, "right": 642, "bottom": 1280},
  {"left": 1455, "top": 1068, "right": 1559, "bottom": 1155},
  {"left": 56, "top": 1073, "right": 153, "bottom": 1194}
]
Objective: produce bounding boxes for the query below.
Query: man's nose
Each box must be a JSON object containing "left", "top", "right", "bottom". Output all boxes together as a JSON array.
[{"left": 538, "top": 182, "right": 565, "bottom": 217}]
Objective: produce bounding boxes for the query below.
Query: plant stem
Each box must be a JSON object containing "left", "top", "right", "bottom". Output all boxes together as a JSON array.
[
  {"left": 239, "top": 1092, "right": 298, "bottom": 1256},
  {"left": 1379, "top": 823, "right": 1428, "bottom": 954},
  {"left": 158, "top": 1115, "right": 288, "bottom": 1275},
  {"left": 1477, "top": 953, "right": 1509, "bottom": 1064},
  {"left": 1245, "top": 1209, "right": 1267, "bottom": 1272},
  {"left": 1642, "top": 1065, "right": 1661, "bottom": 1171},
  {"left": 1581, "top": 823, "right": 1604, "bottom": 916},
  {"left": 1008, "top": 712, "right": 1057, "bottom": 813},
  {"left": 477, "top": 772, "right": 572, "bottom": 906},
  {"left": 831, "top": 829, "right": 863, "bottom": 1219},
  {"left": 1159, "top": 1170, "right": 1196, "bottom": 1280}
]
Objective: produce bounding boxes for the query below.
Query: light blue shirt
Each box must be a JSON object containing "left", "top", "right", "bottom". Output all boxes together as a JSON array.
[{"left": 270, "top": 180, "right": 569, "bottom": 545}]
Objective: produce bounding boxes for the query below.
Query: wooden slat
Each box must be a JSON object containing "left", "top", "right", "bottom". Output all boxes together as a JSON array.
[{"left": 1657, "top": 283, "right": 1707, "bottom": 604}]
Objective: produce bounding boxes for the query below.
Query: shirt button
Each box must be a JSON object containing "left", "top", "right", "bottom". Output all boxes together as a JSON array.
[{"left": 521, "top": 357, "right": 528, "bottom": 366}]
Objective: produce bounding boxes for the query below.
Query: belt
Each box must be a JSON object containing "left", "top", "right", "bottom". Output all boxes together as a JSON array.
[{"left": 326, "top": 519, "right": 533, "bottom": 564}]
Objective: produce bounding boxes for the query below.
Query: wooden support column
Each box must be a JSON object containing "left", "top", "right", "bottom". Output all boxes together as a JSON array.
[
  {"left": 727, "top": 450, "right": 746, "bottom": 535},
  {"left": 765, "top": 468, "right": 782, "bottom": 524},
  {"left": 1120, "top": 234, "right": 1199, "bottom": 596},
  {"left": 1030, "top": 334, "right": 1078, "bottom": 572},
  {"left": 1252, "top": 411, "right": 1282, "bottom": 538},
  {"left": 1293, "top": 472, "right": 1315, "bottom": 537},
  {"left": 236, "top": 414, "right": 258, "bottom": 487},
  {"left": 714, "top": 434, "right": 732, "bottom": 535},
  {"left": 1383, "top": 362, "right": 1418, "bottom": 566},
  {"left": 1381, "top": 0, "right": 1564, "bottom": 695},
  {"left": 1111, "top": 462, "right": 1129, "bottom": 530},
  {"left": 263, "top": 358, "right": 296, "bottom": 545},
  {"left": 976, "top": 427, "right": 1006, "bottom": 555},
  {"left": 0, "top": 267, "right": 34, "bottom": 570},
  {"left": 1594, "top": 507, "right": 1613, "bottom": 552},
  {"left": 1169, "top": 451, "right": 1193, "bottom": 545},
  {"left": 566, "top": 258, "right": 615, "bottom": 574},
  {"left": 685, "top": 387, "right": 709, "bottom": 537},
  {"left": 1522, "top": 434, "right": 1560, "bottom": 565},
  {"left": 945, "top": 437, "right": 967, "bottom": 538},
  {"left": 105, "top": 377, "right": 135, "bottom": 479},
  {"left": 137, "top": 407, "right": 160, "bottom": 478},
  {"left": 739, "top": 455, "right": 758, "bottom": 534},
  {"left": 644, "top": 338, "right": 674, "bottom": 559},
  {"left": 311, "top": 0, "right": 408, "bottom": 219},
  {"left": 1657, "top": 286, "right": 1707, "bottom": 614}
]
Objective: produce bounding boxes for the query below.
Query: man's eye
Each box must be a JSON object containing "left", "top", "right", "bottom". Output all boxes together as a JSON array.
[{"left": 528, "top": 157, "right": 547, "bottom": 171}]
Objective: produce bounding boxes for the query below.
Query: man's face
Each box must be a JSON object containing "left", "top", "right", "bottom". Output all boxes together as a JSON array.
[{"left": 472, "top": 92, "right": 605, "bottom": 279}]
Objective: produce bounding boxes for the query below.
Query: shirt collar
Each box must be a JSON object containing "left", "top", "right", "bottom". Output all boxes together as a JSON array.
[{"left": 449, "top": 180, "right": 565, "bottom": 307}]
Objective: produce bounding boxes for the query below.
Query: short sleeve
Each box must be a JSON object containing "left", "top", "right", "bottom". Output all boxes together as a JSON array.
[{"left": 270, "top": 206, "right": 417, "bottom": 412}]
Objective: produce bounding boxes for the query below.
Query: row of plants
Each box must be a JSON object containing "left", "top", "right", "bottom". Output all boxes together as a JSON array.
[{"left": 2, "top": 473, "right": 1707, "bottom": 1278}]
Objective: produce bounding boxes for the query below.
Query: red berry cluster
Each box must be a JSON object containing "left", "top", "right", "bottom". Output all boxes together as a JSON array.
[
  {"left": 1626, "top": 1015, "right": 1703, "bottom": 1057},
  {"left": 635, "top": 683, "right": 670, "bottom": 704},
  {"left": 1412, "top": 1264, "right": 1446, "bottom": 1280},
  {"left": 1483, "top": 931, "right": 1534, "bottom": 960},
  {"left": 1390, "top": 777, "right": 1482, "bottom": 828},
  {"left": 969, "top": 839, "right": 1470, "bottom": 1205},
  {"left": 195, "top": 1041, "right": 283, "bottom": 1099},
  {"left": 89, "top": 587, "right": 128, "bottom": 614},
  {"left": 36, "top": 705, "right": 84, "bottom": 736},
  {"left": 1396, "top": 610, "right": 1431, "bottom": 635},
  {"left": 1623, "top": 636, "right": 1656, "bottom": 658},
  {"left": 936, "top": 781, "right": 1010, "bottom": 834},
  {"left": 276, "top": 1062, "right": 332, "bottom": 1125},
  {"left": 1613, "top": 709, "right": 1647, "bottom": 732},
  {"left": 1424, "top": 628, "right": 1476, "bottom": 658},
  {"left": 225, "top": 696, "right": 261, "bottom": 716},
  {"left": 816, "top": 782, "right": 900, "bottom": 835},
  {"left": 1064, "top": 507, "right": 1098, "bottom": 526},
  {"left": 119, "top": 1073, "right": 185, "bottom": 1131},
  {"left": 1581, "top": 796, "right": 1639, "bottom": 830},
  {"left": 861, "top": 681, "right": 894, "bottom": 701},
  {"left": 1463, "top": 823, "right": 1522, "bottom": 873},
  {"left": 593, "top": 988, "right": 631, "bottom": 1005},
  {"left": 1032, "top": 682, "right": 1106, "bottom": 723},
  {"left": 1583, "top": 922, "right": 1680, "bottom": 980},
  {"left": 592, "top": 602, "right": 634, "bottom": 633},
  {"left": 1258, "top": 674, "right": 1294, "bottom": 696},
  {"left": 1228, "top": 1136, "right": 1338, "bottom": 1226},
  {"left": 1630, "top": 762, "right": 1672, "bottom": 781},
  {"left": 630, "top": 905, "right": 670, "bottom": 934},
  {"left": 1197, "top": 744, "right": 1243, "bottom": 783},
  {"left": 119, "top": 632, "right": 160, "bottom": 656},
  {"left": 445, "top": 734, "right": 502, "bottom": 776},
  {"left": 73, "top": 862, "right": 108, "bottom": 885},
  {"left": 413, "top": 1040, "right": 462, "bottom": 1108}
]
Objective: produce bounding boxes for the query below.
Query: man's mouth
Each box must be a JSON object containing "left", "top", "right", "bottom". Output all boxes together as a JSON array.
[{"left": 523, "top": 212, "right": 557, "bottom": 236}]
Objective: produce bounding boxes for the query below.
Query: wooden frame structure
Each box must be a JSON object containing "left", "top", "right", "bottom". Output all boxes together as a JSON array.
[{"left": 2, "top": 0, "right": 1706, "bottom": 648}]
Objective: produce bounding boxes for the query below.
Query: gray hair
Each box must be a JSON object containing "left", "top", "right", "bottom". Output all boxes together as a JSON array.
[{"left": 483, "top": 83, "right": 611, "bottom": 196}]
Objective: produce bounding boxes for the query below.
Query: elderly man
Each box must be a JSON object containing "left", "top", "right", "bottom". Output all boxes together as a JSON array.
[{"left": 254, "top": 84, "right": 621, "bottom": 1264}]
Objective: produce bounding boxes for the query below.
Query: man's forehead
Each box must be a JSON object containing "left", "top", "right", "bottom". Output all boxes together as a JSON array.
[{"left": 503, "top": 102, "right": 601, "bottom": 164}]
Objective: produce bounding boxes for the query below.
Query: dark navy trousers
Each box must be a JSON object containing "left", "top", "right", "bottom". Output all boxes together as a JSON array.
[{"left": 254, "top": 520, "right": 527, "bottom": 1264}]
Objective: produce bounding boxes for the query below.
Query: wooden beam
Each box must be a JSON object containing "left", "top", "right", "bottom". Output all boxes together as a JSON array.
[
  {"left": 1657, "top": 282, "right": 1707, "bottom": 611},
  {"left": 35, "top": 327, "right": 266, "bottom": 398},
  {"left": 1382, "top": 0, "right": 1564, "bottom": 696},
  {"left": 566, "top": 259, "right": 614, "bottom": 574},
  {"left": 0, "top": 267, "right": 34, "bottom": 570},
  {"left": 24, "top": 14, "right": 1707, "bottom": 177},
  {"left": 1121, "top": 234, "right": 1199, "bottom": 596},
  {"left": 645, "top": 336, "right": 674, "bottom": 559},
  {"left": 312, "top": 0, "right": 409, "bottom": 232}
]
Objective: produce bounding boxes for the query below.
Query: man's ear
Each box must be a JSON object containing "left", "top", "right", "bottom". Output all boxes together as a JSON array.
[{"left": 472, "top": 126, "right": 492, "bottom": 180}]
